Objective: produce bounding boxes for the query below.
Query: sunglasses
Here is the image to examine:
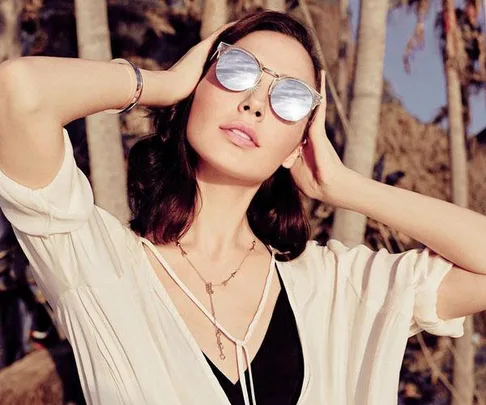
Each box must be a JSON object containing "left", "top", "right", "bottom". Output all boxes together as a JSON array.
[{"left": 211, "top": 42, "right": 323, "bottom": 122}]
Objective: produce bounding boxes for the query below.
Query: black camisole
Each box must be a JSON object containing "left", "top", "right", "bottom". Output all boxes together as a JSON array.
[{"left": 203, "top": 265, "right": 305, "bottom": 404}]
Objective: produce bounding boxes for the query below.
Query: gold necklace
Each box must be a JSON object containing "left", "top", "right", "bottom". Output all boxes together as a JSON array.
[{"left": 175, "top": 239, "right": 257, "bottom": 360}]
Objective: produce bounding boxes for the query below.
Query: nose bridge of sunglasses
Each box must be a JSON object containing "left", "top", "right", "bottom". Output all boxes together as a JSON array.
[
  {"left": 262, "top": 66, "right": 279, "bottom": 79},
  {"left": 250, "top": 67, "right": 280, "bottom": 96}
]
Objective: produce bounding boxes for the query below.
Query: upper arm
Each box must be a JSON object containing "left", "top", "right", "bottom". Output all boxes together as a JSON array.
[
  {"left": 0, "top": 120, "right": 129, "bottom": 308},
  {"left": 436, "top": 264, "right": 486, "bottom": 320},
  {"left": 0, "top": 58, "right": 64, "bottom": 189}
]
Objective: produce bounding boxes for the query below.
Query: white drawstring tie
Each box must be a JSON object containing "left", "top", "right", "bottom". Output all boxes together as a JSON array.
[{"left": 236, "top": 341, "right": 257, "bottom": 405}]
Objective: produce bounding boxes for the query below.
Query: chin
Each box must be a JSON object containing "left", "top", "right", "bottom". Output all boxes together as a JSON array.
[
  {"left": 192, "top": 147, "right": 271, "bottom": 185},
  {"left": 187, "top": 125, "right": 279, "bottom": 185},
  {"left": 197, "top": 154, "right": 267, "bottom": 185}
]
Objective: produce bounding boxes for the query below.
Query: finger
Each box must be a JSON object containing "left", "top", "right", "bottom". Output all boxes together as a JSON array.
[{"left": 308, "top": 70, "right": 327, "bottom": 138}]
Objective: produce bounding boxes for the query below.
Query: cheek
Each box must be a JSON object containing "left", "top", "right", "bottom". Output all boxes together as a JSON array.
[
  {"left": 188, "top": 68, "right": 228, "bottom": 127},
  {"left": 186, "top": 79, "right": 226, "bottom": 151},
  {"left": 263, "top": 122, "right": 306, "bottom": 162}
]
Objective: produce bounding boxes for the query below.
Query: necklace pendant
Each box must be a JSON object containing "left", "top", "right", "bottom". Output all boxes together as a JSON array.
[
  {"left": 205, "top": 282, "right": 214, "bottom": 295},
  {"left": 216, "top": 329, "right": 225, "bottom": 360}
]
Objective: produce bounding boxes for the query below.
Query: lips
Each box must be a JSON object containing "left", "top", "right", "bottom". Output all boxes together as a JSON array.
[{"left": 219, "top": 123, "right": 260, "bottom": 147}]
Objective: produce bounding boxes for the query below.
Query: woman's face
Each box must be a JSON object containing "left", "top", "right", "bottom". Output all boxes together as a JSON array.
[{"left": 186, "top": 30, "right": 317, "bottom": 184}]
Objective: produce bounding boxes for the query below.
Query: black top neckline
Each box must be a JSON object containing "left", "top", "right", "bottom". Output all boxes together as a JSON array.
[{"left": 202, "top": 265, "right": 304, "bottom": 405}]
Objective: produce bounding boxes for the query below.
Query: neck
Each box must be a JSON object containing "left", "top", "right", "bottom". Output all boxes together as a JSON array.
[{"left": 177, "top": 168, "right": 262, "bottom": 261}]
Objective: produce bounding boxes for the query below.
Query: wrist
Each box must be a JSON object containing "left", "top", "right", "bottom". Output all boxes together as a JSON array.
[
  {"left": 141, "top": 70, "right": 182, "bottom": 107},
  {"left": 105, "top": 58, "right": 143, "bottom": 114},
  {"left": 318, "top": 168, "right": 364, "bottom": 209}
]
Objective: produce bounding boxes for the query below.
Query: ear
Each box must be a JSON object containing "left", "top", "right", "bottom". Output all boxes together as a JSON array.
[{"left": 282, "top": 142, "right": 304, "bottom": 169}]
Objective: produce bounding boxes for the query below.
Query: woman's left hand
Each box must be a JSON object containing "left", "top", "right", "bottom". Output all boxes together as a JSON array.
[{"left": 289, "top": 70, "right": 348, "bottom": 204}]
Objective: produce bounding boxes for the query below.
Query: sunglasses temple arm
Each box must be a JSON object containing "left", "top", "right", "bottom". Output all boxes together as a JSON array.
[
  {"left": 209, "top": 48, "right": 219, "bottom": 61},
  {"left": 210, "top": 42, "right": 227, "bottom": 62}
]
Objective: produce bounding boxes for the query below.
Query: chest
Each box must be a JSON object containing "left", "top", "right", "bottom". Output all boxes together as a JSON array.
[{"left": 142, "top": 243, "right": 283, "bottom": 384}]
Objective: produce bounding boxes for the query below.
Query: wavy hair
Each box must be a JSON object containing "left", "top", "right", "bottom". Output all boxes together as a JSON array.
[{"left": 128, "top": 11, "right": 323, "bottom": 261}]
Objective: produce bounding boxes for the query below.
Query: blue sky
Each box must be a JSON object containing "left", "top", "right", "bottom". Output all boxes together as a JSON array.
[{"left": 349, "top": 0, "right": 486, "bottom": 135}]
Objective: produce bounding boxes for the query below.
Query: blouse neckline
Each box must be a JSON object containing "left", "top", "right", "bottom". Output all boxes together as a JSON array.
[{"left": 137, "top": 236, "right": 311, "bottom": 404}]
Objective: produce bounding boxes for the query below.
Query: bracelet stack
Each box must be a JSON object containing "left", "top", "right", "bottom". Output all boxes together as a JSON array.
[{"left": 105, "top": 58, "right": 144, "bottom": 114}]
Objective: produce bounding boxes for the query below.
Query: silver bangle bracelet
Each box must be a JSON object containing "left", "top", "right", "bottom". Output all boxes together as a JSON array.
[{"left": 106, "top": 58, "right": 144, "bottom": 114}]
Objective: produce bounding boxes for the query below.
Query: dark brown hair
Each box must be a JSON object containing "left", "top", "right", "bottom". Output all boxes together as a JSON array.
[{"left": 128, "top": 10, "right": 323, "bottom": 261}]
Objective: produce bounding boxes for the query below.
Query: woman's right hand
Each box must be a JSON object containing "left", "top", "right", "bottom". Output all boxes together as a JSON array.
[{"left": 159, "top": 22, "right": 235, "bottom": 106}]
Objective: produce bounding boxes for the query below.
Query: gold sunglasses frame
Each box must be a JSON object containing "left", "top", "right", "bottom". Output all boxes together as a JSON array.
[{"left": 211, "top": 41, "right": 324, "bottom": 119}]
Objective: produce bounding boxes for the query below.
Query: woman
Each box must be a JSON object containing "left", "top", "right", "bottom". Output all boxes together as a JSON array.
[{"left": 0, "top": 10, "right": 484, "bottom": 405}]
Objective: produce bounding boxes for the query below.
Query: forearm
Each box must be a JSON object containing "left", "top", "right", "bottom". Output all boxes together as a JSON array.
[
  {"left": 0, "top": 56, "right": 174, "bottom": 125},
  {"left": 329, "top": 169, "right": 486, "bottom": 275}
]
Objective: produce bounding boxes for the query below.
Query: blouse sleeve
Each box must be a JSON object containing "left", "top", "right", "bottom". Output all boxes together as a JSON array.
[
  {"left": 324, "top": 239, "right": 465, "bottom": 338},
  {"left": 0, "top": 127, "right": 94, "bottom": 237},
  {"left": 0, "top": 128, "right": 131, "bottom": 308}
]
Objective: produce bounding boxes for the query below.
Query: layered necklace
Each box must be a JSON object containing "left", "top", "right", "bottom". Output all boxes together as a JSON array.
[{"left": 175, "top": 239, "right": 257, "bottom": 360}]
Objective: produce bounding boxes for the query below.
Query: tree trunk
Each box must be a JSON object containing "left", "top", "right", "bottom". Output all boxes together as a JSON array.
[
  {"left": 200, "top": 0, "right": 228, "bottom": 40},
  {"left": 452, "top": 316, "right": 475, "bottom": 405},
  {"left": 74, "top": 0, "right": 129, "bottom": 224},
  {"left": 443, "top": 2, "right": 469, "bottom": 209},
  {"left": 331, "top": 0, "right": 388, "bottom": 246},
  {"left": 264, "top": 0, "right": 286, "bottom": 12},
  {"left": 0, "top": 0, "right": 23, "bottom": 62},
  {"left": 443, "top": 1, "right": 475, "bottom": 404},
  {"left": 334, "top": 0, "right": 350, "bottom": 151}
]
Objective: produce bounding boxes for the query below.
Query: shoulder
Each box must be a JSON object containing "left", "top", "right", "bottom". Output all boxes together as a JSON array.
[
  {"left": 281, "top": 239, "right": 422, "bottom": 303},
  {"left": 275, "top": 239, "right": 351, "bottom": 288},
  {"left": 286, "top": 238, "right": 375, "bottom": 274}
]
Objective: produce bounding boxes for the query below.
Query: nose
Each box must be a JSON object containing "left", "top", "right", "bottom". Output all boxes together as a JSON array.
[
  {"left": 238, "top": 92, "right": 266, "bottom": 120},
  {"left": 239, "top": 102, "right": 263, "bottom": 118},
  {"left": 237, "top": 75, "right": 273, "bottom": 120}
]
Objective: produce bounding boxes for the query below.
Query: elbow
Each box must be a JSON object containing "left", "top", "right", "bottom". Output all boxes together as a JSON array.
[{"left": 0, "top": 57, "right": 43, "bottom": 113}]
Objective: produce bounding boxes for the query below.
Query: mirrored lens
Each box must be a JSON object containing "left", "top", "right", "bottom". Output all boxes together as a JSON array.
[
  {"left": 270, "top": 79, "right": 314, "bottom": 121},
  {"left": 216, "top": 49, "right": 260, "bottom": 91}
]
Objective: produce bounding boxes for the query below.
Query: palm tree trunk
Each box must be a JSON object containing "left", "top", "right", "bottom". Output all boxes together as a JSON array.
[
  {"left": 264, "top": 0, "right": 286, "bottom": 12},
  {"left": 443, "top": 1, "right": 474, "bottom": 403},
  {"left": 331, "top": 0, "right": 388, "bottom": 246},
  {"left": 74, "top": 0, "right": 129, "bottom": 224},
  {"left": 0, "top": 0, "right": 23, "bottom": 62},
  {"left": 334, "top": 0, "right": 350, "bottom": 151},
  {"left": 200, "top": 0, "right": 228, "bottom": 40},
  {"left": 444, "top": 2, "right": 469, "bottom": 208},
  {"left": 452, "top": 317, "right": 474, "bottom": 405}
]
